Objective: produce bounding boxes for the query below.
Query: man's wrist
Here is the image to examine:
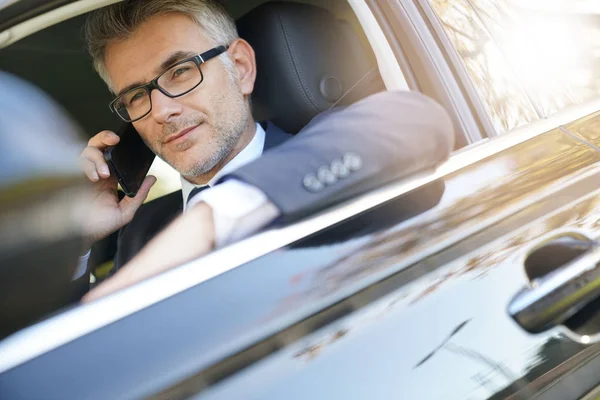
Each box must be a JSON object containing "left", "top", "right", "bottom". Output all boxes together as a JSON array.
[
  {"left": 189, "top": 180, "right": 279, "bottom": 247},
  {"left": 187, "top": 201, "right": 216, "bottom": 251}
]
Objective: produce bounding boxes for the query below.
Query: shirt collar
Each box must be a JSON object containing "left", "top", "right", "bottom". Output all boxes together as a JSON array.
[{"left": 181, "top": 122, "right": 266, "bottom": 209}]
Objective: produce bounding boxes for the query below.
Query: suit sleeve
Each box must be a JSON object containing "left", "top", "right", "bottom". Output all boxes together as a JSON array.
[{"left": 224, "top": 90, "right": 455, "bottom": 222}]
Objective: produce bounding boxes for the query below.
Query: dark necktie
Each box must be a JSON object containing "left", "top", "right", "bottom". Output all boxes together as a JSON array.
[{"left": 186, "top": 186, "right": 207, "bottom": 208}]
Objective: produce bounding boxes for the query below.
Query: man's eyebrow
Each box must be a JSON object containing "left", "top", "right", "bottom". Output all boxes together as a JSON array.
[
  {"left": 116, "top": 50, "right": 198, "bottom": 96},
  {"left": 157, "top": 50, "right": 197, "bottom": 73}
]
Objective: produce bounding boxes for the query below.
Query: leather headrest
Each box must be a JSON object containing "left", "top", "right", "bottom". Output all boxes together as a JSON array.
[{"left": 237, "top": 2, "right": 379, "bottom": 133}]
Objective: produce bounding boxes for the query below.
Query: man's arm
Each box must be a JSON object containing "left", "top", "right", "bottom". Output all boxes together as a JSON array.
[
  {"left": 225, "top": 90, "right": 454, "bottom": 222},
  {"left": 83, "top": 202, "right": 215, "bottom": 301}
]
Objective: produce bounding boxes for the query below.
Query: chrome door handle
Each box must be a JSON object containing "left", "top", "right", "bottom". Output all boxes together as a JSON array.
[{"left": 509, "top": 245, "right": 600, "bottom": 333}]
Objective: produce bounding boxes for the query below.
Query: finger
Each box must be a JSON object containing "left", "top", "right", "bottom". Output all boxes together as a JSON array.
[
  {"left": 81, "top": 146, "right": 111, "bottom": 178},
  {"left": 81, "top": 158, "right": 99, "bottom": 182},
  {"left": 88, "top": 130, "right": 120, "bottom": 149},
  {"left": 119, "top": 175, "right": 157, "bottom": 222}
]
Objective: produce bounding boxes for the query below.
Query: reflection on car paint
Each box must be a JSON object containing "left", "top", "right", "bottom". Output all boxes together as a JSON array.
[
  {"left": 566, "top": 110, "right": 600, "bottom": 147},
  {"left": 195, "top": 120, "right": 600, "bottom": 399},
  {"left": 202, "top": 188, "right": 600, "bottom": 399}
]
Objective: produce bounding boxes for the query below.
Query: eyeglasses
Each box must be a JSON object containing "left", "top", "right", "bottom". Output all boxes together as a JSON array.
[{"left": 109, "top": 45, "right": 229, "bottom": 122}]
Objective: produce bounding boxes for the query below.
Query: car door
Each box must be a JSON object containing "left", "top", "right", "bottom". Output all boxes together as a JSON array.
[
  {"left": 6, "top": 108, "right": 600, "bottom": 400},
  {"left": 187, "top": 120, "right": 600, "bottom": 399},
  {"left": 3, "top": 1, "right": 600, "bottom": 399}
]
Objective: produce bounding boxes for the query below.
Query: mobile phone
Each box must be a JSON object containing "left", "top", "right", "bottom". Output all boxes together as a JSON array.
[{"left": 104, "top": 123, "right": 155, "bottom": 197}]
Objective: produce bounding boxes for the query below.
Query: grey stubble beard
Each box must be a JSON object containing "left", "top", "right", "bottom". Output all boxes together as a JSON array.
[
  {"left": 152, "top": 71, "right": 250, "bottom": 179},
  {"left": 179, "top": 87, "right": 250, "bottom": 178}
]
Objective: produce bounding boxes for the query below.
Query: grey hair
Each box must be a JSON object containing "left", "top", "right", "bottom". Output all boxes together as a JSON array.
[{"left": 84, "top": 0, "right": 239, "bottom": 92}]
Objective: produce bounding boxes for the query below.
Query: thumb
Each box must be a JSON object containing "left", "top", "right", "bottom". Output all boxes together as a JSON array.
[
  {"left": 119, "top": 175, "right": 157, "bottom": 221},
  {"left": 136, "top": 175, "right": 158, "bottom": 200}
]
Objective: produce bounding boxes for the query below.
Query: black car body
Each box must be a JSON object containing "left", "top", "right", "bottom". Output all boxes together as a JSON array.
[{"left": 1, "top": 0, "right": 600, "bottom": 399}]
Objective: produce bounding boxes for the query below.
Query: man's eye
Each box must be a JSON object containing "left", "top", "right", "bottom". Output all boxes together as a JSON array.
[
  {"left": 171, "top": 66, "right": 192, "bottom": 79},
  {"left": 127, "top": 91, "right": 146, "bottom": 105}
]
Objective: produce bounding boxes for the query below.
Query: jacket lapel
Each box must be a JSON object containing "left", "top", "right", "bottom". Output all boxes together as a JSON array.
[{"left": 262, "top": 121, "right": 293, "bottom": 150}]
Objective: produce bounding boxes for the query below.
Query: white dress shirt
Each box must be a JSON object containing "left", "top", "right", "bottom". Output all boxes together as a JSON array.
[
  {"left": 75, "top": 123, "right": 279, "bottom": 280},
  {"left": 182, "top": 122, "right": 279, "bottom": 245},
  {"left": 181, "top": 121, "right": 266, "bottom": 210}
]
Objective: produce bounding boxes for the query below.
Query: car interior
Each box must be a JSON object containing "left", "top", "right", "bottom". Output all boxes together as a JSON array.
[
  {"left": 0, "top": 0, "right": 384, "bottom": 137},
  {"left": 0, "top": 0, "right": 388, "bottom": 336}
]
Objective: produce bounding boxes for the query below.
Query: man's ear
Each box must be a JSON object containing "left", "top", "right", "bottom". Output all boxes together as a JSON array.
[{"left": 228, "top": 38, "right": 256, "bottom": 97}]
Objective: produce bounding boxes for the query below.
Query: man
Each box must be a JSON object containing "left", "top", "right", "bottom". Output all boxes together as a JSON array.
[{"left": 80, "top": 0, "right": 454, "bottom": 299}]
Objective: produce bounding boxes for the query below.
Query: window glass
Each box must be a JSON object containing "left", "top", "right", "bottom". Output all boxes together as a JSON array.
[
  {"left": 430, "top": 0, "right": 600, "bottom": 133},
  {"left": 0, "top": 15, "right": 182, "bottom": 201}
]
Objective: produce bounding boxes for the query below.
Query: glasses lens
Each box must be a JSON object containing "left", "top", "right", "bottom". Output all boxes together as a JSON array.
[
  {"left": 114, "top": 87, "right": 150, "bottom": 122},
  {"left": 157, "top": 60, "right": 202, "bottom": 96}
]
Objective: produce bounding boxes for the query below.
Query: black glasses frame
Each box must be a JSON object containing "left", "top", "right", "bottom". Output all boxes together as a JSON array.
[{"left": 109, "top": 45, "right": 229, "bottom": 122}]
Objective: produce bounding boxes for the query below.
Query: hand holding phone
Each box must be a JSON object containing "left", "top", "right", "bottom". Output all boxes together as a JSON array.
[
  {"left": 79, "top": 126, "right": 157, "bottom": 245},
  {"left": 104, "top": 123, "right": 156, "bottom": 197}
]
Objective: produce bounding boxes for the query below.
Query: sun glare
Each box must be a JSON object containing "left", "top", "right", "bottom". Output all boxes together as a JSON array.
[
  {"left": 499, "top": 18, "right": 579, "bottom": 90},
  {"left": 433, "top": 0, "right": 600, "bottom": 131}
]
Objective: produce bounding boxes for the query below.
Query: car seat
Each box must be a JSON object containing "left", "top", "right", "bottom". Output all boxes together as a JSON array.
[{"left": 237, "top": 1, "right": 386, "bottom": 134}]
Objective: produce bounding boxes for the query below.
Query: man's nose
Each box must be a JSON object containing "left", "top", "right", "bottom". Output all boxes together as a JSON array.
[{"left": 150, "top": 89, "right": 182, "bottom": 123}]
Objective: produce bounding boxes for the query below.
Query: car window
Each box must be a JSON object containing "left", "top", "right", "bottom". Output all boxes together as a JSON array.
[
  {"left": 0, "top": 14, "right": 182, "bottom": 201},
  {"left": 429, "top": 0, "right": 600, "bottom": 134},
  {"left": 0, "top": 0, "right": 390, "bottom": 330}
]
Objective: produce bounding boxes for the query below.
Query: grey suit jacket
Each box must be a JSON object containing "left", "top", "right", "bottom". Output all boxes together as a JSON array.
[
  {"left": 228, "top": 90, "right": 454, "bottom": 221},
  {"left": 112, "top": 90, "right": 454, "bottom": 270}
]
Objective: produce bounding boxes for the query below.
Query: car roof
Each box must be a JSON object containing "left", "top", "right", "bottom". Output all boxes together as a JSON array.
[{"left": 0, "top": 0, "right": 76, "bottom": 31}]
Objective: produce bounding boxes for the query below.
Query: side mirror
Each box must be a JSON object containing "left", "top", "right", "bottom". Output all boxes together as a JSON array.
[{"left": 0, "top": 72, "right": 89, "bottom": 338}]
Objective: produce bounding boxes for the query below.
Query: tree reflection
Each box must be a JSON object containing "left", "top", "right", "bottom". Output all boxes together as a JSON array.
[
  {"left": 430, "top": 0, "right": 600, "bottom": 132},
  {"left": 293, "top": 329, "right": 349, "bottom": 361}
]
